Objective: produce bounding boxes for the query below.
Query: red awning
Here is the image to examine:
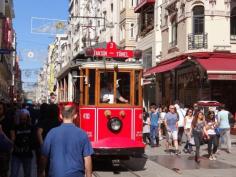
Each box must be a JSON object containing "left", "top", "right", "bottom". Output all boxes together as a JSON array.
[
  {"left": 134, "top": 0, "right": 155, "bottom": 13},
  {"left": 144, "top": 59, "right": 186, "bottom": 77},
  {"left": 196, "top": 58, "right": 236, "bottom": 80}
]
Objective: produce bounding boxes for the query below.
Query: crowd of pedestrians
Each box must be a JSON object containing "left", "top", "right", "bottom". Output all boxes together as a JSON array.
[
  {"left": 142, "top": 101, "right": 234, "bottom": 163},
  {"left": 0, "top": 98, "right": 234, "bottom": 176},
  {"left": 0, "top": 101, "right": 93, "bottom": 177}
]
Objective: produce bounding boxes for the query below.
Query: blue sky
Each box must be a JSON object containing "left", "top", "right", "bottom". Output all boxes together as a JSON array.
[{"left": 13, "top": 0, "right": 68, "bottom": 88}]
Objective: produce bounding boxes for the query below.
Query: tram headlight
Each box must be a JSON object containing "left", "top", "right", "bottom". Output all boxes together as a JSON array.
[{"left": 108, "top": 117, "right": 122, "bottom": 133}]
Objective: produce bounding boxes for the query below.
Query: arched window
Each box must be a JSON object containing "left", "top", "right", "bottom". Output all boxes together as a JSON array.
[
  {"left": 231, "top": 7, "right": 236, "bottom": 38},
  {"left": 192, "top": 6, "right": 204, "bottom": 34}
]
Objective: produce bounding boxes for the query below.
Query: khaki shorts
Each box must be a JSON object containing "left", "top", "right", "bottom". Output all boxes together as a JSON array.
[{"left": 166, "top": 130, "right": 178, "bottom": 141}]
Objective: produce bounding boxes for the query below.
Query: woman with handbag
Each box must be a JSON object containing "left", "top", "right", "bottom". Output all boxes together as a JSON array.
[
  {"left": 191, "top": 111, "right": 208, "bottom": 163},
  {"left": 205, "top": 111, "right": 218, "bottom": 160}
]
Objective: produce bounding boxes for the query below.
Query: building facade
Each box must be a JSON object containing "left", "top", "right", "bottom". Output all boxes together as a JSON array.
[
  {"left": 119, "top": 0, "right": 138, "bottom": 50},
  {"left": 145, "top": 0, "right": 236, "bottom": 113},
  {"left": 134, "top": 0, "right": 163, "bottom": 107},
  {"left": 0, "top": 0, "right": 16, "bottom": 102}
]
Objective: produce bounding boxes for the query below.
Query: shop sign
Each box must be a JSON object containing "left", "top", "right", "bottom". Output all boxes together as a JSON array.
[
  {"left": 0, "top": 48, "right": 14, "bottom": 54},
  {"left": 208, "top": 74, "right": 236, "bottom": 80}
]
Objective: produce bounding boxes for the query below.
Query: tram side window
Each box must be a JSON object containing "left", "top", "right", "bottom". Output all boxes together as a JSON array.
[
  {"left": 100, "top": 72, "right": 114, "bottom": 104},
  {"left": 74, "top": 79, "right": 80, "bottom": 103},
  {"left": 89, "top": 69, "right": 95, "bottom": 105},
  {"left": 135, "top": 71, "right": 139, "bottom": 106},
  {"left": 117, "top": 72, "right": 130, "bottom": 104}
]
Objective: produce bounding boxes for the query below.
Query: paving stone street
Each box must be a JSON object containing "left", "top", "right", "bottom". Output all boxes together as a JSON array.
[{"left": 17, "top": 135, "right": 236, "bottom": 177}]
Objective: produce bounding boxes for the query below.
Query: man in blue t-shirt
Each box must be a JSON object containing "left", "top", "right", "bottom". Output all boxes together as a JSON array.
[
  {"left": 40, "top": 104, "right": 94, "bottom": 177},
  {"left": 149, "top": 104, "right": 159, "bottom": 147},
  {"left": 164, "top": 105, "right": 180, "bottom": 155}
]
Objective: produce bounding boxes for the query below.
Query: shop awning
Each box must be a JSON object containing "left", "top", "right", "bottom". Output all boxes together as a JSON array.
[
  {"left": 196, "top": 58, "right": 236, "bottom": 80},
  {"left": 144, "top": 59, "right": 186, "bottom": 77}
]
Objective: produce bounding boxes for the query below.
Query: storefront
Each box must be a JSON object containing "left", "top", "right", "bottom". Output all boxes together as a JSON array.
[{"left": 144, "top": 52, "right": 236, "bottom": 114}]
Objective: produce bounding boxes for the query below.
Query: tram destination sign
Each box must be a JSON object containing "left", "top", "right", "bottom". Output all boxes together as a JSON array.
[{"left": 85, "top": 42, "right": 140, "bottom": 59}]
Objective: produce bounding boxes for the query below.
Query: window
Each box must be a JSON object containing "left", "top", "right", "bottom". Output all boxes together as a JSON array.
[
  {"left": 100, "top": 72, "right": 114, "bottom": 104},
  {"left": 117, "top": 72, "right": 130, "bottom": 104},
  {"left": 130, "top": 0, "right": 135, "bottom": 7},
  {"left": 88, "top": 69, "right": 95, "bottom": 105},
  {"left": 193, "top": 6, "right": 204, "bottom": 34},
  {"left": 140, "top": 5, "right": 154, "bottom": 35},
  {"left": 130, "top": 23, "right": 134, "bottom": 39},
  {"left": 111, "top": 3, "right": 113, "bottom": 12},
  {"left": 120, "top": 26, "right": 123, "bottom": 40},
  {"left": 231, "top": 7, "right": 236, "bottom": 39},
  {"left": 120, "top": 0, "right": 125, "bottom": 10},
  {"left": 171, "top": 16, "right": 177, "bottom": 46},
  {"left": 99, "top": 71, "right": 130, "bottom": 104},
  {"left": 98, "top": 20, "right": 100, "bottom": 27},
  {"left": 134, "top": 70, "right": 141, "bottom": 106}
]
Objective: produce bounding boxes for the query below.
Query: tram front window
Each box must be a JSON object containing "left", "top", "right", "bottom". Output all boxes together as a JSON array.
[
  {"left": 117, "top": 72, "right": 130, "bottom": 104},
  {"left": 100, "top": 72, "right": 129, "bottom": 104}
]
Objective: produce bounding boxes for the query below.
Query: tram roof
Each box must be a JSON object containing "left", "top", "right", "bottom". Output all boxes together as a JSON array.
[
  {"left": 74, "top": 61, "right": 143, "bottom": 69},
  {"left": 57, "top": 60, "right": 143, "bottom": 79}
]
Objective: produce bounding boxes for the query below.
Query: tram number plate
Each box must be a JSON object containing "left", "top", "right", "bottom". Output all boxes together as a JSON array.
[{"left": 83, "top": 113, "right": 91, "bottom": 119}]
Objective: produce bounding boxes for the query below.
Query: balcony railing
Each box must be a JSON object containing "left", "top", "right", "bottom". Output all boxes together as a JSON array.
[{"left": 188, "top": 33, "right": 208, "bottom": 50}]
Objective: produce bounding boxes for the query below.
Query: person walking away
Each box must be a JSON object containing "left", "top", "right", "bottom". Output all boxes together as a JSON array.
[
  {"left": 0, "top": 125, "right": 13, "bottom": 177},
  {"left": 0, "top": 125, "right": 13, "bottom": 152},
  {"left": 191, "top": 111, "right": 208, "bottom": 163},
  {"left": 0, "top": 102, "right": 13, "bottom": 177},
  {"left": 10, "top": 109, "right": 34, "bottom": 177},
  {"left": 37, "top": 104, "right": 60, "bottom": 176},
  {"left": 142, "top": 108, "right": 151, "bottom": 144},
  {"left": 183, "top": 109, "right": 193, "bottom": 153},
  {"left": 149, "top": 104, "right": 159, "bottom": 147},
  {"left": 174, "top": 103, "right": 186, "bottom": 146},
  {"left": 37, "top": 104, "right": 61, "bottom": 146},
  {"left": 164, "top": 105, "right": 180, "bottom": 155},
  {"left": 217, "top": 105, "right": 232, "bottom": 153},
  {"left": 40, "top": 103, "right": 94, "bottom": 177},
  {"left": 205, "top": 111, "right": 218, "bottom": 160}
]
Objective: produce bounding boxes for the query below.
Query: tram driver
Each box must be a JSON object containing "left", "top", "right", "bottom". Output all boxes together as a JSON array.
[{"left": 101, "top": 82, "right": 128, "bottom": 104}]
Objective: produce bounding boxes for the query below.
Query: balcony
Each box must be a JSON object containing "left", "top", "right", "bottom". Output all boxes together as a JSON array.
[
  {"left": 134, "top": 0, "right": 155, "bottom": 13},
  {"left": 188, "top": 33, "right": 208, "bottom": 50},
  {"left": 140, "top": 24, "right": 154, "bottom": 37}
]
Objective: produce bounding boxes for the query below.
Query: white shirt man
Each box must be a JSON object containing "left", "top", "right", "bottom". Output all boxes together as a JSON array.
[{"left": 100, "top": 83, "right": 128, "bottom": 104}]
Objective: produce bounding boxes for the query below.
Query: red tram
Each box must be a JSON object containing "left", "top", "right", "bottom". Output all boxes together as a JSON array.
[{"left": 57, "top": 42, "right": 145, "bottom": 158}]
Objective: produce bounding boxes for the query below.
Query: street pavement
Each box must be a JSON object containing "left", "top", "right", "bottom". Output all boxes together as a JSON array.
[
  {"left": 93, "top": 135, "right": 236, "bottom": 177},
  {"left": 17, "top": 135, "right": 236, "bottom": 177}
]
